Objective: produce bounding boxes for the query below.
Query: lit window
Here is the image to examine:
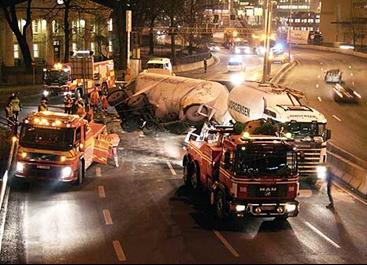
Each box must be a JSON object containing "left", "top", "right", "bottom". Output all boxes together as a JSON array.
[
  {"left": 32, "top": 20, "right": 39, "bottom": 34},
  {"left": 72, "top": 43, "right": 77, "bottom": 51},
  {"left": 91, "top": 42, "right": 95, "bottom": 52},
  {"left": 108, "top": 40, "right": 113, "bottom": 52},
  {"left": 80, "top": 19, "right": 85, "bottom": 29},
  {"left": 14, "top": 44, "right": 19, "bottom": 59},
  {"left": 18, "top": 19, "right": 26, "bottom": 34},
  {"left": 108, "top": 19, "right": 113, "bottom": 32},
  {"left": 33, "top": 44, "right": 39, "bottom": 58},
  {"left": 52, "top": 20, "right": 60, "bottom": 34}
]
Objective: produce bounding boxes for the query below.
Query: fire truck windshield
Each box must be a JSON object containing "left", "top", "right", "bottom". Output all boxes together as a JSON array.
[
  {"left": 20, "top": 124, "right": 74, "bottom": 151},
  {"left": 235, "top": 145, "right": 297, "bottom": 177},
  {"left": 45, "top": 70, "right": 69, "bottom": 84}
]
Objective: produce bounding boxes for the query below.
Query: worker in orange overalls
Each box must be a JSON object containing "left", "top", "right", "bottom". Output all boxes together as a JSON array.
[
  {"left": 101, "top": 94, "right": 109, "bottom": 112},
  {"left": 76, "top": 98, "right": 86, "bottom": 118},
  {"left": 90, "top": 85, "right": 100, "bottom": 111}
]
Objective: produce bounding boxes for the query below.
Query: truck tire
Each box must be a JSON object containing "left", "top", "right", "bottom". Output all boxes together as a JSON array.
[
  {"left": 74, "top": 161, "right": 85, "bottom": 186},
  {"left": 215, "top": 190, "right": 229, "bottom": 221},
  {"left": 183, "top": 157, "right": 193, "bottom": 187},
  {"left": 191, "top": 162, "right": 201, "bottom": 191},
  {"left": 184, "top": 105, "right": 209, "bottom": 126}
]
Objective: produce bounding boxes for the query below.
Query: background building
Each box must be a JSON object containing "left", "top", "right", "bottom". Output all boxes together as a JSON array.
[
  {"left": 0, "top": 0, "right": 113, "bottom": 68},
  {"left": 320, "top": 0, "right": 367, "bottom": 48}
]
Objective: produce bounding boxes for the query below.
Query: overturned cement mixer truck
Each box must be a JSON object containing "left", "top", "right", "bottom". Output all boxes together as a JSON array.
[{"left": 107, "top": 72, "right": 229, "bottom": 129}]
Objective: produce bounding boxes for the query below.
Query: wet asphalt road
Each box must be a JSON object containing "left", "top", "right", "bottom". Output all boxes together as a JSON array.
[{"left": 1, "top": 49, "right": 367, "bottom": 263}]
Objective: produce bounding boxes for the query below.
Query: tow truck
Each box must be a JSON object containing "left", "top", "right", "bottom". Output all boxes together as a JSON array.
[
  {"left": 14, "top": 111, "right": 117, "bottom": 185},
  {"left": 183, "top": 125, "right": 299, "bottom": 221}
]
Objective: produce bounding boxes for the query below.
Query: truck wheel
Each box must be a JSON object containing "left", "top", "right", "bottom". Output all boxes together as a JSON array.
[
  {"left": 191, "top": 162, "right": 201, "bottom": 191},
  {"left": 183, "top": 159, "right": 193, "bottom": 187},
  {"left": 184, "top": 105, "right": 208, "bottom": 126},
  {"left": 74, "top": 161, "right": 85, "bottom": 186},
  {"left": 215, "top": 190, "right": 228, "bottom": 221}
]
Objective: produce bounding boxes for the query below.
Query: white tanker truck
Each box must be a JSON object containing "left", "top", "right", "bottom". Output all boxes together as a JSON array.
[
  {"left": 227, "top": 81, "right": 331, "bottom": 182},
  {"left": 108, "top": 72, "right": 229, "bottom": 126}
]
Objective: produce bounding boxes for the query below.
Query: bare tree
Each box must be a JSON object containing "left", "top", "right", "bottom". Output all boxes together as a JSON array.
[{"left": 1, "top": 0, "right": 33, "bottom": 69}]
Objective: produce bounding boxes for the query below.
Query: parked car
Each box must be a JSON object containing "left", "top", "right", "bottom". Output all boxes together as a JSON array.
[
  {"left": 333, "top": 82, "right": 362, "bottom": 103},
  {"left": 325, "top": 69, "right": 342, "bottom": 83}
]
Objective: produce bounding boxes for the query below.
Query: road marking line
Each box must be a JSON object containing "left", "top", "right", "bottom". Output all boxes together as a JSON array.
[
  {"left": 318, "top": 97, "right": 322, "bottom": 102},
  {"left": 98, "top": 186, "right": 106, "bottom": 199},
  {"left": 334, "top": 183, "right": 367, "bottom": 206},
  {"left": 332, "top": 115, "right": 342, "bottom": 122},
  {"left": 166, "top": 161, "right": 177, "bottom": 176},
  {"left": 304, "top": 221, "right": 341, "bottom": 249},
  {"left": 96, "top": 167, "right": 102, "bottom": 177},
  {"left": 113, "top": 240, "right": 127, "bottom": 262},
  {"left": 103, "top": 209, "right": 113, "bottom": 225},
  {"left": 213, "top": 230, "right": 240, "bottom": 257}
]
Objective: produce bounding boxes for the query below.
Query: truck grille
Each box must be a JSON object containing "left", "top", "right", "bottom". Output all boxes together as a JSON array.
[
  {"left": 297, "top": 148, "right": 322, "bottom": 177},
  {"left": 247, "top": 184, "right": 288, "bottom": 198},
  {"left": 25, "top": 164, "right": 62, "bottom": 180}
]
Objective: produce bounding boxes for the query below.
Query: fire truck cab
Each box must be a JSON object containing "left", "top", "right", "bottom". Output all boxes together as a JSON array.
[
  {"left": 183, "top": 126, "right": 299, "bottom": 221},
  {"left": 15, "top": 111, "right": 116, "bottom": 186},
  {"left": 43, "top": 63, "right": 77, "bottom": 96}
]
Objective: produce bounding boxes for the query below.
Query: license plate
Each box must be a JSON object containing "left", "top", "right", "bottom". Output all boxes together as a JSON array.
[
  {"left": 261, "top": 205, "right": 276, "bottom": 211},
  {"left": 37, "top": 165, "right": 50, "bottom": 170}
]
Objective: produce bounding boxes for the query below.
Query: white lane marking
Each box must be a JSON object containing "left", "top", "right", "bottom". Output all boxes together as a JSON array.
[
  {"left": 96, "top": 167, "right": 102, "bottom": 177},
  {"left": 318, "top": 96, "right": 322, "bottom": 102},
  {"left": 103, "top": 209, "right": 113, "bottom": 225},
  {"left": 213, "top": 230, "right": 240, "bottom": 257},
  {"left": 98, "top": 186, "right": 106, "bottom": 199},
  {"left": 332, "top": 115, "right": 342, "bottom": 122},
  {"left": 166, "top": 161, "right": 177, "bottom": 176},
  {"left": 334, "top": 183, "right": 367, "bottom": 206},
  {"left": 304, "top": 221, "right": 341, "bottom": 249},
  {"left": 113, "top": 240, "right": 127, "bottom": 262}
]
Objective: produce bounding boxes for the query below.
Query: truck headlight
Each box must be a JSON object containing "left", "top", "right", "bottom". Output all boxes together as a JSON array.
[
  {"left": 16, "top": 162, "right": 24, "bottom": 173},
  {"left": 317, "top": 166, "right": 327, "bottom": 180},
  {"left": 235, "top": 205, "right": 246, "bottom": 212},
  {"left": 43, "top": 90, "right": 49, "bottom": 97},
  {"left": 286, "top": 204, "right": 297, "bottom": 213},
  {"left": 61, "top": 166, "right": 73, "bottom": 179}
]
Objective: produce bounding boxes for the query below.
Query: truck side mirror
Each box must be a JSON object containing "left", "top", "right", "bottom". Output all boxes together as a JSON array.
[{"left": 325, "top": 129, "right": 332, "bottom": 141}]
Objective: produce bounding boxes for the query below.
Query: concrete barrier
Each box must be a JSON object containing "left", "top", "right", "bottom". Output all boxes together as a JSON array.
[
  {"left": 294, "top": 44, "right": 367, "bottom": 60},
  {"left": 270, "top": 60, "right": 298, "bottom": 84},
  {"left": 173, "top": 55, "right": 216, "bottom": 73},
  {"left": 327, "top": 143, "right": 367, "bottom": 196}
]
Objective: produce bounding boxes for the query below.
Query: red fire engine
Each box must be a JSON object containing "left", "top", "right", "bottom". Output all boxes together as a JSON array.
[{"left": 183, "top": 125, "right": 300, "bottom": 221}]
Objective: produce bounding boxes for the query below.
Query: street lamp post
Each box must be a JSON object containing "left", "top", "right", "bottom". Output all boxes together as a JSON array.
[
  {"left": 288, "top": 0, "right": 293, "bottom": 61},
  {"left": 261, "top": 0, "right": 273, "bottom": 83}
]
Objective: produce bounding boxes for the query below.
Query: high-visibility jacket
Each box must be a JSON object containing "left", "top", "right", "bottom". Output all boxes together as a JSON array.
[
  {"left": 90, "top": 90, "right": 100, "bottom": 105},
  {"left": 64, "top": 97, "right": 73, "bottom": 108},
  {"left": 10, "top": 97, "right": 21, "bottom": 112},
  {"left": 5, "top": 105, "right": 13, "bottom": 118},
  {"left": 38, "top": 103, "right": 48, "bottom": 112}
]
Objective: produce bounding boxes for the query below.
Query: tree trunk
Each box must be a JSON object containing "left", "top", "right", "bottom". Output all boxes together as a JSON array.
[
  {"left": 64, "top": 0, "right": 71, "bottom": 62},
  {"left": 149, "top": 18, "right": 156, "bottom": 55},
  {"left": 15, "top": 32, "right": 33, "bottom": 71},
  {"left": 112, "top": 5, "right": 127, "bottom": 70},
  {"left": 170, "top": 17, "right": 176, "bottom": 65}
]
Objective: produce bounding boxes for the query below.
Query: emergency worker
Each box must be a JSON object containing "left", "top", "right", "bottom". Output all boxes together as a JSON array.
[
  {"left": 9, "top": 92, "right": 22, "bottom": 121},
  {"left": 90, "top": 86, "right": 100, "bottom": 111},
  {"left": 38, "top": 98, "right": 48, "bottom": 112},
  {"left": 64, "top": 94, "right": 74, "bottom": 114}
]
